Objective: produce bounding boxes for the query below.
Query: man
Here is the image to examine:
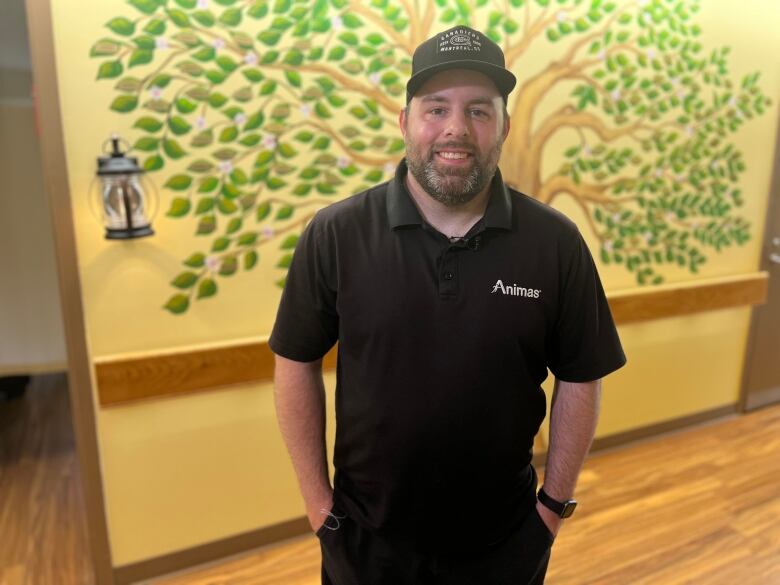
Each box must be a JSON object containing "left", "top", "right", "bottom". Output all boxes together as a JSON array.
[{"left": 270, "top": 26, "right": 626, "bottom": 584}]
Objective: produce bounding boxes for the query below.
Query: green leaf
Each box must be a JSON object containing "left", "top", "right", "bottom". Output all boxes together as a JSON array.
[
  {"left": 226, "top": 217, "right": 243, "bottom": 234},
  {"left": 197, "top": 278, "right": 218, "bottom": 299},
  {"left": 106, "top": 17, "right": 135, "bottom": 36},
  {"left": 90, "top": 39, "right": 122, "bottom": 57},
  {"left": 214, "top": 148, "right": 237, "bottom": 160},
  {"left": 266, "top": 177, "right": 287, "bottom": 190},
  {"left": 143, "top": 154, "right": 164, "bottom": 171},
  {"left": 184, "top": 252, "right": 206, "bottom": 267},
  {"left": 208, "top": 92, "right": 228, "bottom": 108},
  {"left": 244, "top": 111, "right": 265, "bottom": 130},
  {"left": 192, "top": 10, "right": 216, "bottom": 25},
  {"left": 216, "top": 55, "right": 238, "bottom": 72},
  {"left": 315, "top": 102, "right": 331, "bottom": 118},
  {"left": 248, "top": 0, "right": 269, "bottom": 18},
  {"left": 275, "top": 205, "right": 294, "bottom": 220},
  {"left": 219, "top": 7, "right": 243, "bottom": 26},
  {"left": 243, "top": 68, "right": 264, "bottom": 82},
  {"left": 172, "top": 271, "right": 198, "bottom": 289},
  {"left": 128, "top": 49, "right": 154, "bottom": 68},
  {"left": 129, "top": 0, "right": 159, "bottom": 13},
  {"left": 219, "top": 256, "right": 238, "bottom": 276},
  {"left": 244, "top": 250, "right": 258, "bottom": 270},
  {"left": 133, "top": 136, "right": 159, "bottom": 151},
  {"left": 238, "top": 232, "right": 258, "bottom": 245},
  {"left": 116, "top": 77, "right": 142, "bottom": 92},
  {"left": 193, "top": 46, "right": 216, "bottom": 61},
  {"left": 110, "top": 95, "right": 138, "bottom": 113},
  {"left": 167, "top": 197, "right": 191, "bottom": 217},
  {"left": 283, "top": 49, "right": 304, "bottom": 66},
  {"left": 198, "top": 176, "right": 220, "bottom": 193},
  {"left": 256, "top": 201, "right": 272, "bottom": 220},
  {"left": 327, "top": 46, "right": 346, "bottom": 61},
  {"left": 280, "top": 234, "right": 299, "bottom": 249},
  {"left": 164, "top": 294, "right": 189, "bottom": 314},
  {"left": 133, "top": 116, "right": 163, "bottom": 132},
  {"left": 167, "top": 9, "right": 191, "bottom": 27},
  {"left": 175, "top": 98, "right": 198, "bottom": 114},
  {"left": 294, "top": 131, "right": 314, "bottom": 142},
  {"left": 206, "top": 70, "right": 227, "bottom": 84},
  {"left": 219, "top": 126, "right": 239, "bottom": 142},
  {"left": 196, "top": 197, "right": 215, "bottom": 214},
  {"left": 338, "top": 32, "right": 358, "bottom": 46},
  {"left": 212, "top": 237, "right": 231, "bottom": 252},
  {"left": 260, "top": 79, "right": 277, "bottom": 95},
  {"left": 285, "top": 70, "right": 302, "bottom": 87},
  {"left": 258, "top": 30, "right": 282, "bottom": 46},
  {"left": 97, "top": 60, "right": 124, "bottom": 79},
  {"left": 164, "top": 174, "right": 193, "bottom": 190},
  {"left": 273, "top": 0, "right": 291, "bottom": 12},
  {"left": 168, "top": 116, "right": 192, "bottom": 135},
  {"left": 162, "top": 139, "right": 186, "bottom": 159},
  {"left": 221, "top": 182, "right": 241, "bottom": 199},
  {"left": 278, "top": 143, "right": 297, "bottom": 158},
  {"left": 277, "top": 253, "right": 293, "bottom": 268}
]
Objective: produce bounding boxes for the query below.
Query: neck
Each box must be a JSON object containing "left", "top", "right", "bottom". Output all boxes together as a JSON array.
[{"left": 404, "top": 171, "right": 492, "bottom": 238}]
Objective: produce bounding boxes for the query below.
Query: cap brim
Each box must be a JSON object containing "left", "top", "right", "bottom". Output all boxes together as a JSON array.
[{"left": 406, "top": 61, "right": 517, "bottom": 101}]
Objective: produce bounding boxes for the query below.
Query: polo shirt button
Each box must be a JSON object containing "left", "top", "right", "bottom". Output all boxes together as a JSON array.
[{"left": 444, "top": 271, "right": 454, "bottom": 280}]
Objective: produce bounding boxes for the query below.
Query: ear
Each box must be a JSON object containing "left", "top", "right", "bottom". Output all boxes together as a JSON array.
[{"left": 398, "top": 106, "right": 408, "bottom": 139}]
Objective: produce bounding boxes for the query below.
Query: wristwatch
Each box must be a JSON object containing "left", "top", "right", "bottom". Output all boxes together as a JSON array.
[{"left": 537, "top": 488, "right": 577, "bottom": 519}]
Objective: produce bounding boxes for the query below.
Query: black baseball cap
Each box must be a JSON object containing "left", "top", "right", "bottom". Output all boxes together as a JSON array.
[{"left": 406, "top": 26, "right": 517, "bottom": 103}]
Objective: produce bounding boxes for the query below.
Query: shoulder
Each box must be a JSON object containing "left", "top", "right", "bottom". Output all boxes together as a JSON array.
[{"left": 507, "top": 186, "right": 584, "bottom": 253}]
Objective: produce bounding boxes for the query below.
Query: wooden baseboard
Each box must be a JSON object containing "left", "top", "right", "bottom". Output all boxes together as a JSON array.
[
  {"left": 113, "top": 516, "right": 309, "bottom": 585},
  {"left": 590, "top": 404, "right": 738, "bottom": 453},
  {"left": 744, "top": 386, "right": 780, "bottom": 412}
]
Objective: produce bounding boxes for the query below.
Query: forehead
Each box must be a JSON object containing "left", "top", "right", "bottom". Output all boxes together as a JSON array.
[{"left": 413, "top": 68, "right": 502, "bottom": 105}]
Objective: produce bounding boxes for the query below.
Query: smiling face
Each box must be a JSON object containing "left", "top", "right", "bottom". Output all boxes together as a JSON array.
[{"left": 400, "top": 69, "right": 510, "bottom": 207}]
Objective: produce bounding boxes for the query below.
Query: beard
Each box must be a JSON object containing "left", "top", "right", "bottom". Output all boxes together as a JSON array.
[{"left": 404, "top": 136, "right": 503, "bottom": 207}]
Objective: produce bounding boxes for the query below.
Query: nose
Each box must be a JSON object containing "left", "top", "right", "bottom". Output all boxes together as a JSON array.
[{"left": 444, "top": 110, "right": 470, "bottom": 138}]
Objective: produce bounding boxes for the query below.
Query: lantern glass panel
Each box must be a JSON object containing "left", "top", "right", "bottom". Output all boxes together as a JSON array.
[{"left": 101, "top": 174, "right": 150, "bottom": 230}]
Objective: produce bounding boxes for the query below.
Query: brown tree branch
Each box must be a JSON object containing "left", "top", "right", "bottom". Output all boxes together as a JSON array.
[
  {"left": 538, "top": 174, "right": 638, "bottom": 206},
  {"left": 505, "top": 11, "right": 560, "bottom": 68},
  {"left": 348, "top": 3, "right": 415, "bottom": 54},
  {"left": 298, "top": 119, "right": 400, "bottom": 167}
]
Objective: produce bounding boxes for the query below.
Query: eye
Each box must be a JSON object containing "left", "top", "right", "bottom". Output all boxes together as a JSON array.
[
  {"left": 429, "top": 107, "right": 446, "bottom": 116},
  {"left": 470, "top": 109, "right": 489, "bottom": 118}
]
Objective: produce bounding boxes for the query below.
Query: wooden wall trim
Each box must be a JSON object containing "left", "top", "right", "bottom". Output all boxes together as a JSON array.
[
  {"left": 25, "top": 0, "right": 116, "bottom": 583},
  {"left": 96, "top": 272, "right": 768, "bottom": 407},
  {"left": 608, "top": 271, "right": 768, "bottom": 325}
]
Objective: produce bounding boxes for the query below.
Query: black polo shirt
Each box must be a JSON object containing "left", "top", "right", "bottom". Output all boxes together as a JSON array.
[{"left": 269, "top": 160, "right": 625, "bottom": 553}]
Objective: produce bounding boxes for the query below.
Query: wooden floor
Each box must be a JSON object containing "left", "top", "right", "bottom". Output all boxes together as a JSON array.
[
  {"left": 2, "top": 377, "right": 779, "bottom": 584},
  {"left": 0, "top": 374, "right": 93, "bottom": 585},
  {"left": 152, "top": 405, "right": 780, "bottom": 585}
]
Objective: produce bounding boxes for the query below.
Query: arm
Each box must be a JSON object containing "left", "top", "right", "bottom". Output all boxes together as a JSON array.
[
  {"left": 273, "top": 354, "right": 334, "bottom": 532},
  {"left": 537, "top": 378, "right": 602, "bottom": 536}
]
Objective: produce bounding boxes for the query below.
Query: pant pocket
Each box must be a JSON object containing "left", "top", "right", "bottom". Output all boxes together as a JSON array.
[{"left": 316, "top": 504, "right": 348, "bottom": 539}]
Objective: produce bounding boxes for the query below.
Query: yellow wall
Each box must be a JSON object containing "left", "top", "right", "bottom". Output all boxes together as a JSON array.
[{"left": 44, "top": 0, "right": 780, "bottom": 567}]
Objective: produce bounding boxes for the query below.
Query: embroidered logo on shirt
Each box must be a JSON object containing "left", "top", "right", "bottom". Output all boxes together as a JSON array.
[{"left": 491, "top": 279, "right": 541, "bottom": 299}]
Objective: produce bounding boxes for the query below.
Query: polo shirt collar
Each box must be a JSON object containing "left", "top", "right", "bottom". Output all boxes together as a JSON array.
[{"left": 386, "top": 158, "right": 512, "bottom": 231}]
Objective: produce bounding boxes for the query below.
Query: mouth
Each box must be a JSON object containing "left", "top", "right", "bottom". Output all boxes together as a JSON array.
[{"left": 434, "top": 149, "right": 473, "bottom": 164}]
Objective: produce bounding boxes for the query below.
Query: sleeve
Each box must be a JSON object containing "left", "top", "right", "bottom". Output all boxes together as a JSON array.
[
  {"left": 547, "top": 229, "right": 626, "bottom": 382},
  {"left": 268, "top": 215, "right": 339, "bottom": 362}
]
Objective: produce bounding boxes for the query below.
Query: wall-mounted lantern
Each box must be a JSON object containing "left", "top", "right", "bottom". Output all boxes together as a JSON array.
[{"left": 95, "top": 135, "right": 157, "bottom": 239}]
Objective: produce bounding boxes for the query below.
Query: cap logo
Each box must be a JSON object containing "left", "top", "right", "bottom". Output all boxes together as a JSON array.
[{"left": 438, "top": 28, "right": 482, "bottom": 53}]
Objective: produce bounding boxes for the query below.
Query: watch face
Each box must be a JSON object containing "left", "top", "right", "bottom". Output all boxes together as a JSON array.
[{"left": 561, "top": 501, "right": 577, "bottom": 519}]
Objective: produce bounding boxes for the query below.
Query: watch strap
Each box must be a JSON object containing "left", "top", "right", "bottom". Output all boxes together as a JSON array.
[{"left": 538, "top": 487, "right": 577, "bottom": 519}]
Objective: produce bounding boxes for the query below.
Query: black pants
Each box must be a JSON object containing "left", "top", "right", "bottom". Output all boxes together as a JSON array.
[{"left": 318, "top": 503, "right": 553, "bottom": 585}]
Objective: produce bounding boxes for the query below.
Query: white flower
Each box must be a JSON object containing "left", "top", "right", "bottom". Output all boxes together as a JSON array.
[
  {"left": 583, "top": 145, "right": 592, "bottom": 156},
  {"left": 676, "top": 90, "right": 686, "bottom": 100},
  {"left": 195, "top": 116, "right": 207, "bottom": 130},
  {"left": 149, "top": 86, "right": 163, "bottom": 99},
  {"left": 728, "top": 96, "right": 737, "bottom": 108},
  {"left": 670, "top": 76, "right": 679, "bottom": 87},
  {"left": 654, "top": 168, "right": 663, "bottom": 178},
  {"left": 676, "top": 173, "right": 686, "bottom": 182},
  {"left": 299, "top": 103, "right": 312, "bottom": 117},
  {"left": 197, "top": 0, "right": 208, "bottom": 8},
  {"left": 685, "top": 125, "right": 695, "bottom": 137},
  {"left": 612, "top": 212, "right": 622, "bottom": 223},
  {"left": 611, "top": 89, "right": 621, "bottom": 102},
  {"left": 646, "top": 49, "right": 656, "bottom": 60},
  {"left": 644, "top": 232, "right": 654, "bottom": 243},
  {"left": 384, "top": 162, "right": 396, "bottom": 176},
  {"left": 244, "top": 52, "right": 258, "bottom": 65},
  {"left": 218, "top": 160, "right": 233, "bottom": 174},
  {"left": 262, "top": 227, "right": 275, "bottom": 238},
  {"left": 337, "top": 156, "right": 351, "bottom": 169},
  {"left": 665, "top": 212, "right": 676, "bottom": 222},
  {"left": 155, "top": 37, "right": 169, "bottom": 50},
  {"left": 710, "top": 160, "right": 718, "bottom": 170},
  {"left": 331, "top": 16, "right": 344, "bottom": 30},
  {"left": 369, "top": 72, "right": 381, "bottom": 86},
  {"left": 233, "top": 112, "right": 247, "bottom": 126},
  {"left": 212, "top": 38, "right": 226, "bottom": 50},
  {"left": 262, "top": 133, "right": 277, "bottom": 149},
  {"left": 597, "top": 49, "right": 607, "bottom": 61},
  {"left": 603, "top": 241, "right": 614, "bottom": 253},
  {"left": 556, "top": 10, "right": 568, "bottom": 23},
  {"left": 206, "top": 255, "right": 221, "bottom": 271}
]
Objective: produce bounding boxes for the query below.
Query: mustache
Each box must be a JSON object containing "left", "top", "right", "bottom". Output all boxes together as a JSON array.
[{"left": 430, "top": 142, "right": 476, "bottom": 154}]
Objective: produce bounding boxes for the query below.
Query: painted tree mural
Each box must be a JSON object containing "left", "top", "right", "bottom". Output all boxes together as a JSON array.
[{"left": 89, "top": 0, "right": 771, "bottom": 314}]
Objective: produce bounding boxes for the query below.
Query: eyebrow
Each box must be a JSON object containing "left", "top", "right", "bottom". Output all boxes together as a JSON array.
[{"left": 419, "top": 95, "right": 497, "bottom": 108}]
